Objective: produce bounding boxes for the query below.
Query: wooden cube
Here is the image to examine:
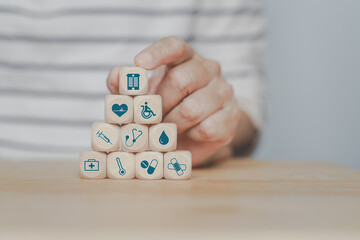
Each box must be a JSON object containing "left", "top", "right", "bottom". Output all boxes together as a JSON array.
[
  {"left": 107, "top": 152, "right": 135, "bottom": 179},
  {"left": 105, "top": 95, "right": 133, "bottom": 124},
  {"left": 79, "top": 151, "right": 107, "bottom": 179},
  {"left": 149, "top": 123, "right": 177, "bottom": 152},
  {"left": 119, "top": 67, "right": 148, "bottom": 95},
  {"left": 135, "top": 151, "right": 163, "bottom": 180},
  {"left": 120, "top": 124, "right": 148, "bottom": 152},
  {"left": 164, "top": 151, "right": 192, "bottom": 180},
  {"left": 134, "top": 95, "right": 162, "bottom": 124},
  {"left": 91, "top": 122, "right": 120, "bottom": 152}
]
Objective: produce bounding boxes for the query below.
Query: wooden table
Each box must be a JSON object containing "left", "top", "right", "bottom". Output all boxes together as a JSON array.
[{"left": 0, "top": 158, "right": 359, "bottom": 239}]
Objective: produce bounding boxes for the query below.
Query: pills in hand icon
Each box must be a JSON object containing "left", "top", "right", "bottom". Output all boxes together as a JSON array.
[{"left": 140, "top": 159, "right": 158, "bottom": 175}]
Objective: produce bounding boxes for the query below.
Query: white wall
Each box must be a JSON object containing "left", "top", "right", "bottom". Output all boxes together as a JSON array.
[{"left": 255, "top": 0, "right": 360, "bottom": 169}]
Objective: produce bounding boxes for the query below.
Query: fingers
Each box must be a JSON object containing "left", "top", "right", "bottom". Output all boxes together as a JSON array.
[
  {"left": 187, "top": 99, "right": 241, "bottom": 143},
  {"left": 106, "top": 65, "right": 123, "bottom": 94},
  {"left": 148, "top": 65, "right": 168, "bottom": 94},
  {"left": 177, "top": 133, "right": 229, "bottom": 167},
  {"left": 164, "top": 78, "right": 233, "bottom": 133},
  {"left": 134, "top": 36, "right": 194, "bottom": 70},
  {"left": 157, "top": 56, "right": 216, "bottom": 115}
]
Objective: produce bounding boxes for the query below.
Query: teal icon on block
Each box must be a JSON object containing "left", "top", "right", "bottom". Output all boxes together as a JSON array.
[
  {"left": 125, "top": 128, "right": 143, "bottom": 147},
  {"left": 140, "top": 160, "right": 149, "bottom": 169},
  {"left": 167, "top": 158, "right": 186, "bottom": 176},
  {"left": 84, "top": 159, "right": 99, "bottom": 171},
  {"left": 141, "top": 159, "right": 158, "bottom": 175},
  {"left": 141, "top": 102, "right": 156, "bottom": 119},
  {"left": 159, "top": 131, "right": 169, "bottom": 145},
  {"left": 127, "top": 73, "right": 140, "bottom": 90},
  {"left": 96, "top": 130, "right": 113, "bottom": 145},
  {"left": 116, "top": 157, "right": 126, "bottom": 176},
  {"left": 112, "top": 103, "right": 128, "bottom": 117}
]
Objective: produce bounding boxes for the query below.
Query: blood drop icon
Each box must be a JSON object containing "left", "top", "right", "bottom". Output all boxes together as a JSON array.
[{"left": 159, "top": 130, "right": 169, "bottom": 145}]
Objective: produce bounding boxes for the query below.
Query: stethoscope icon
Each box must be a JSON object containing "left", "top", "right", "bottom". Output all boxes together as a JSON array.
[{"left": 125, "top": 128, "right": 143, "bottom": 147}]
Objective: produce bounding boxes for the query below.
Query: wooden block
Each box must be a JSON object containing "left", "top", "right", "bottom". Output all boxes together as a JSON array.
[
  {"left": 149, "top": 123, "right": 177, "bottom": 152},
  {"left": 164, "top": 151, "right": 192, "bottom": 180},
  {"left": 134, "top": 95, "right": 162, "bottom": 124},
  {"left": 119, "top": 67, "right": 148, "bottom": 95},
  {"left": 135, "top": 151, "right": 164, "bottom": 180},
  {"left": 105, "top": 95, "right": 133, "bottom": 124},
  {"left": 79, "top": 151, "right": 107, "bottom": 179},
  {"left": 91, "top": 122, "right": 120, "bottom": 152},
  {"left": 120, "top": 124, "right": 148, "bottom": 152},
  {"left": 107, "top": 152, "right": 135, "bottom": 179}
]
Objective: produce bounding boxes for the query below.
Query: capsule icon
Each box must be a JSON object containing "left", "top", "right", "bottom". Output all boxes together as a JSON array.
[{"left": 147, "top": 159, "right": 158, "bottom": 175}]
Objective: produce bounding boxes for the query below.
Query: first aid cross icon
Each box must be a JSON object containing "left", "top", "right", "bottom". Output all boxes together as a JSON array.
[{"left": 89, "top": 163, "right": 95, "bottom": 169}]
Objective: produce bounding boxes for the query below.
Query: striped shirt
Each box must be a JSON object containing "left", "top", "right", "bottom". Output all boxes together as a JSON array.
[{"left": 0, "top": 0, "right": 265, "bottom": 159}]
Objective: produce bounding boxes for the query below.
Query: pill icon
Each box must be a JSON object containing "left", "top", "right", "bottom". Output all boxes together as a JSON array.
[
  {"left": 140, "top": 160, "right": 149, "bottom": 169},
  {"left": 147, "top": 159, "right": 158, "bottom": 175}
]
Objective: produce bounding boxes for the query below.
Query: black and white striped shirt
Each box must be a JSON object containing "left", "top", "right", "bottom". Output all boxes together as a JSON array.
[{"left": 0, "top": 0, "right": 265, "bottom": 159}]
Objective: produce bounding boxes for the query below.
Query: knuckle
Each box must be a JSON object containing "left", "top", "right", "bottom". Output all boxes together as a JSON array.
[
  {"left": 167, "top": 69, "right": 190, "bottom": 95},
  {"left": 180, "top": 99, "right": 202, "bottom": 120},
  {"left": 163, "top": 35, "right": 182, "bottom": 43},
  {"left": 166, "top": 36, "right": 188, "bottom": 56},
  {"left": 217, "top": 129, "right": 236, "bottom": 145},
  {"left": 197, "top": 121, "right": 217, "bottom": 140},
  {"left": 206, "top": 59, "right": 221, "bottom": 75},
  {"left": 218, "top": 135, "right": 233, "bottom": 146},
  {"left": 218, "top": 82, "right": 234, "bottom": 100}
]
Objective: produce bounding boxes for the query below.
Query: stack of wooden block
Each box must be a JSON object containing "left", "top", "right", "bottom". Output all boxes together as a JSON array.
[{"left": 79, "top": 67, "right": 191, "bottom": 180}]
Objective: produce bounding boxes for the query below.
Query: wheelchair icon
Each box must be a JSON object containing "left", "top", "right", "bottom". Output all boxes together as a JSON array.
[{"left": 141, "top": 102, "right": 156, "bottom": 119}]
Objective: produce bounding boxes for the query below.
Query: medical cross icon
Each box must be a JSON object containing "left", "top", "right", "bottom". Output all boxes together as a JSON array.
[{"left": 89, "top": 163, "right": 95, "bottom": 169}]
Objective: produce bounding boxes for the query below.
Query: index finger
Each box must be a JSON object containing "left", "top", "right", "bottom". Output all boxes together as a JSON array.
[{"left": 134, "top": 36, "right": 194, "bottom": 70}]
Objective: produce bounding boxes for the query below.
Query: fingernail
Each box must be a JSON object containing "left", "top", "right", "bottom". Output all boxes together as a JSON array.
[{"left": 135, "top": 52, "right": 153, "bottom": 69}]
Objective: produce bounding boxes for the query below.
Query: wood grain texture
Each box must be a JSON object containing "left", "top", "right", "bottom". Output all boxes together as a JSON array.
[{"left": 0, "top": 158, "right": 359, "bottom": 239}]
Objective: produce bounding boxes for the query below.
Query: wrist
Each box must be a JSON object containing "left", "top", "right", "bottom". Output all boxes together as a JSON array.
[{"left": 232, "top": 109, "right": 259, "bottom": 156}]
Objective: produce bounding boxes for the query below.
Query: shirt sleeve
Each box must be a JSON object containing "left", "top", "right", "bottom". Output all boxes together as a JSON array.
[{"left": 188, "top": 0, "right": 265, "bottom": 129}]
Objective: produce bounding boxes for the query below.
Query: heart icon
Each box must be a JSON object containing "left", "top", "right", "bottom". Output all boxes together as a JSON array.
[{"left": 112, "top": 104, "right": 128, "bottom": 117}]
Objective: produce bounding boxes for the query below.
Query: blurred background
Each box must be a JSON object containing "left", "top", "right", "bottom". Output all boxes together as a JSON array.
[
  {"left": 1, "top": 0, "right": 359, "bottom": 169},
  {"left": 255, "top": 0, "right": 360, "bottom": 169}
]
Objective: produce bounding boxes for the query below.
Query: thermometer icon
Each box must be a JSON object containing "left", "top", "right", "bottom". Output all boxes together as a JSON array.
[{"left": 116, "top": 157, "right": 126, "bottom": 176}]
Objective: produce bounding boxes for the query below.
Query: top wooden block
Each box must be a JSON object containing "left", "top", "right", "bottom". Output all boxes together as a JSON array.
[{"left": 119, "top": 67, "right": 148, "bottom": 95}]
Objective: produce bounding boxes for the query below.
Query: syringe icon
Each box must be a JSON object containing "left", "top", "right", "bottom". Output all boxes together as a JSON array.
[{"left": 96, "top": 130, "right": 113, "bottom": 145}]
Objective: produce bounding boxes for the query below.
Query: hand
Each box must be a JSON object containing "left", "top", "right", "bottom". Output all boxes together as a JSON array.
[{"left": 107, "top": 36, "right": 242, "bottom": 167}]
